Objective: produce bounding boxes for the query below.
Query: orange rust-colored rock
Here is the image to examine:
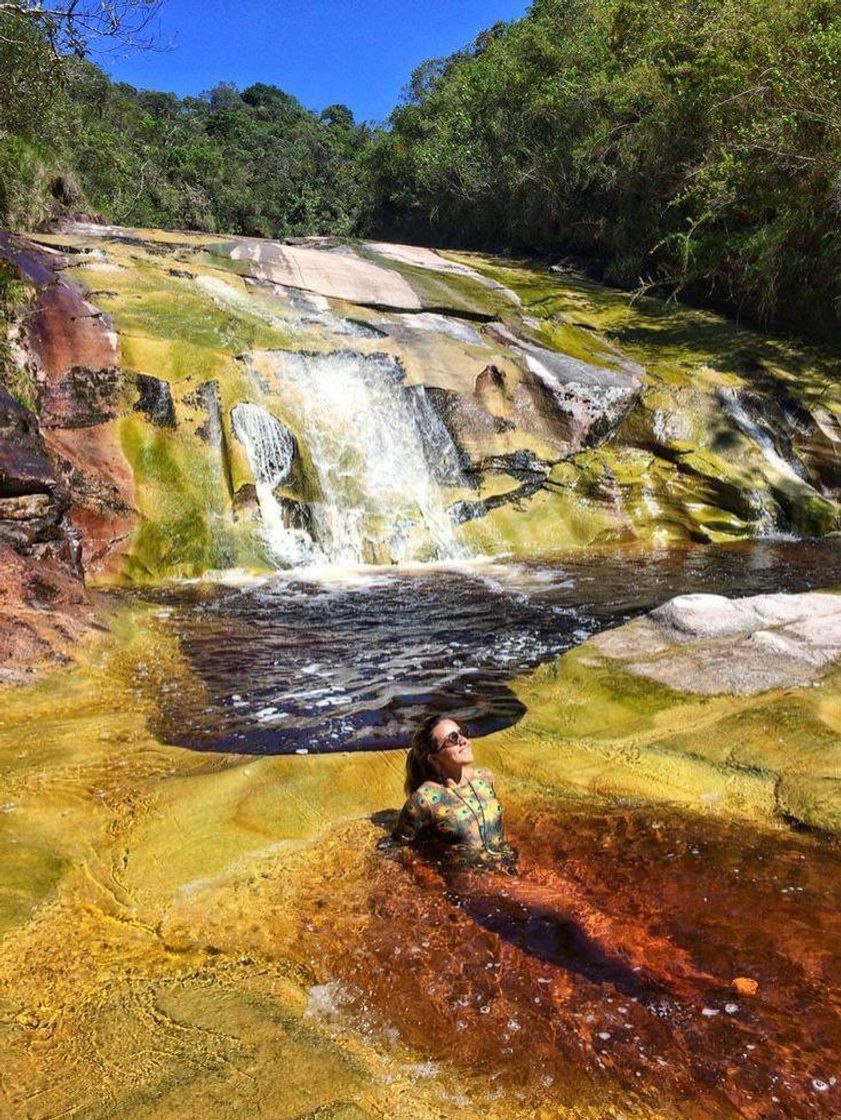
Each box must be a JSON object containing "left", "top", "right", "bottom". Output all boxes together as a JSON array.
[
  {"left": 732, "top": 976, "right": 759, "bottom": 996},
  {"left": 43, "top": 424, "right": 136, "bottom": 577},
  {"left": 31, "top": 281, "right": 117, "bottom": 384},
  {"left": 0, "top": 542, "right": 91, "bottom": 681},
  {"left": 0, "top": 234, "right": 136, "bottom": 671},
  {"left": 0, "top": 384, "right": 87, "bottom": 676}
]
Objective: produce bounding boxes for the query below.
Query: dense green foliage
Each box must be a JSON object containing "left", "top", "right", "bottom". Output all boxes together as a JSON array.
[
  {"left": 2, "top": 0, "right": 840, "bottom": 335},
  {"left": 367, "top": 0, "right": 841, "bottom": 334},
  {"left": 0, "top": 12, "right": 370, "bottom": 237}
]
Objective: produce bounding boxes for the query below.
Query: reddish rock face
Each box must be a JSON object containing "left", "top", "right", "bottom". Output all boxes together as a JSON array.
[
  {"left": 0, "top": 234, "right": 136, "bottom": 672},
  {"left": 43, "top": 425, "right": 135, "bottom": 574},
  {"left": 1, "top": 234, "right": 122, "bottom": 430},
  {"left": 0, "top": 385, "right": 87, "bottom": 676},
  {"left": 0, "top": 234, "right": 117, "bottom": 378},
  {"left": 0, "top": 387, "right": 57, "bottom": 498},
  {"left": 0, "top": 387, "right": 75, "bottom": 563},
  {"left": 28, "top": 279, "right": 119, "bottom": 382},
  {"left": 40, "top": 365, "right": 124, "bottom": 430},
  {"left": 0, "top": 542, "right": 91, "bottom": 682},
  {"left": 0, "top": 234, "right": 136, "bottom": 590}
]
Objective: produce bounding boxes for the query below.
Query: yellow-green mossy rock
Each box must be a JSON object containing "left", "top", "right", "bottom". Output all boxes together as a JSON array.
[
  {"left": 483, "top": 590, "right": 841, "bottom": 832},
  {"left": 3, "top": 224, "right": 839, "bottom": 584}
]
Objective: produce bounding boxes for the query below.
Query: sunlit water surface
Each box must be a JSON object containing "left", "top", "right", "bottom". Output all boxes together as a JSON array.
[
  {"left": 319, "top": 800, "right": 841, "bottom": 1117},
  {"left": 142, "top": 539, "right": 841, "bottom": 754},
  {"left": 124, "top": 541, "right": 841, "bottom": 1117},
  {"left": 3, "top": 540, "right": 841, "bottom": 1119}
]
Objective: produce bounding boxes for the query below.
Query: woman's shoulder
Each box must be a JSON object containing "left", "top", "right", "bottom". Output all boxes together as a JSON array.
[
  {"left": 473, "top": 766, "right": 495, "bottom": 785},
  {"left": 412, "top": 780, "right": 445, "bottom": 804}
]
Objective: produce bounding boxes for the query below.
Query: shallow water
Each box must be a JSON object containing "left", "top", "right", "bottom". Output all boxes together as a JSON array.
[
  {"left": 3, "top": 539, "right": 841, "bottom": 1118},
  {"left": 143, "top": 538, "right": 841, "bottom": 754},
  {"left": 313, "top": 801, "right": 841, "bottom": 1118}
]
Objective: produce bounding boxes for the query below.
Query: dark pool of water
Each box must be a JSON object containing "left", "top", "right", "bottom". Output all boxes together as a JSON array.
[{"left": 141, "top": 539, "right": 841, "bottom": 755}]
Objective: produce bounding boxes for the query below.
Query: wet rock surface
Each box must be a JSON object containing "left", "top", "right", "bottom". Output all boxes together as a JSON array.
[
  {"left": 0, "top": 233, "right": 136, "bottom": 592},
  {"left": 1, "top": 602, "right": 840, "bottom": 1119},
  {"left": 592, "top": 589, "right": 841, "bottom": 694},
  {"left": 0, "top": 386, "right": 57, "bottom": 498},
  {"left": 132, "top": 372, "right": 176, "bottom": 428},
  {"left": 40, "top": 364, "right": 124, "bottom": 428},
  {"left": 1, "top": 222, "right": 836, "bottom": 571},
  {"left": 0, "top": 385, "right": 89, "bottom": 675},
  {"left": 491, "top": 579, "right": 841, "bottom": 833},
  {"left": 1, "top": 224, "right": 841, "bottom": 1117}
]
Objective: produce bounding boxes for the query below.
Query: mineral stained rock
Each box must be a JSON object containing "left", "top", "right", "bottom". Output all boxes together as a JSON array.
[
  {"left": 0, "top": 232, "right": 136, "bottom": 594},
  {"left": 0, "top": 387, "right": 88, "bottom": 677},
  {"left": 485, "top": 588, "right": 841, "bottom": 833}
]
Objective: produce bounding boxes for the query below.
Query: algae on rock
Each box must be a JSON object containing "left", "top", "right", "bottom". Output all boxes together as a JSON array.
[{"left": 4, "top": 224, "right": 839, "bottom": 581}]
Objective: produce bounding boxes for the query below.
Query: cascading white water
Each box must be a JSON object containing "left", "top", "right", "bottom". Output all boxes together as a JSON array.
[
  {"left": 256, "top": 350, "right": 470, "bottom": 566},
  {"left": 719, "top": 388, "right": 806, "bottom": 484},
  {"left": 718, "top": 388, "right": 812, "bottom": 535},
  {"left": 230, "top": 402, "right": 322, "bottom": 566}
]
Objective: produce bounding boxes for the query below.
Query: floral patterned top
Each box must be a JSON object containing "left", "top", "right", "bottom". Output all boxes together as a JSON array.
[{"left": 393, "top": 768, "right": 514, "bottom": 866}]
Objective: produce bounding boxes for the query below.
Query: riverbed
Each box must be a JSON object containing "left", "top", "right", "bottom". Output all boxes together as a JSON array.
[{"left": 1, "top": 540, "right": 840, "bottom": 1118}]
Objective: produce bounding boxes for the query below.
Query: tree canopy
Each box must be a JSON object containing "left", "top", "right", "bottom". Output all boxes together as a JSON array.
[
  {"left": 2, "top": 0, "right": 840, "bottom": 337},
  {"left": 0, "top": 31, "right": 371, "bottom": 237},
  {"left": 365, "top": 0, "right": 841, "bottom": 335}
]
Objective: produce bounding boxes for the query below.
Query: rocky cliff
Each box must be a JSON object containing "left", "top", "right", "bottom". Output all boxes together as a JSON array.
[{"left": 1, "top": 222, "right": 839, "bottom": 670}]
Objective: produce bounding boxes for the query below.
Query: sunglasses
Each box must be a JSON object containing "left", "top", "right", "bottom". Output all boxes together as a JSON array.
[{"left": 432, "top": 726, "right": 469, "bottom": 752}]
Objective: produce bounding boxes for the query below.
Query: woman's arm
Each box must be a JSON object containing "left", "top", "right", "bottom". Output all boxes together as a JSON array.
[{"left": 392, "top": 788, "right": 431, "bottom": 844}]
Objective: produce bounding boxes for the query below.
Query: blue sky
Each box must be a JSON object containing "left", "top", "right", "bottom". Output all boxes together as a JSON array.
[{"left": 103, "top": 0, "right": 531, "bottom": 124}]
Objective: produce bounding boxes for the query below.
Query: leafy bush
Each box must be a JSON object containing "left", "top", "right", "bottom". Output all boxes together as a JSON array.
[
  {"left": 0, "top": 14, "right": 372, "bottom": 242},
  {"left": 365, "top": 0, "right": 841, "bottom": 336}
]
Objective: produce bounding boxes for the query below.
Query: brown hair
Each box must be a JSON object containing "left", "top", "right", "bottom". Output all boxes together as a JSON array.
[{"left": 404, "top": 714, "right": 466, "bottom": 796}]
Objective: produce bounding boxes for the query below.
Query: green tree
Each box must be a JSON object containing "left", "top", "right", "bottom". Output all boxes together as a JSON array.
[{"left": 366, "top": 0, "right": 841, "bottom": 336}]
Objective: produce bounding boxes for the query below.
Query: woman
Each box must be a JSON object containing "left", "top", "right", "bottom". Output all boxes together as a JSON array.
[
  {"left": 393, "top": 714, "right": 517, "bottom": 871},
  {"left": 392, "top": 714, "right": 737, "bottom": 1001}
]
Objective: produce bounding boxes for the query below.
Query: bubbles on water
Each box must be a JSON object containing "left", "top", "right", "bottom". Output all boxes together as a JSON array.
[
  {"left": 303, "top": 980, "right": 346, "bottom": 1021},
  {"left": 147, "top": 540, "right": 841, "bottom": 755},
  {"left": 401, "top": 1060, "right": 439, "bottom": 1080}
]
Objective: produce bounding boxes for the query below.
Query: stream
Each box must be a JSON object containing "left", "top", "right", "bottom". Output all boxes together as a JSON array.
[{"left": 144, "top": 537, "right": 841, "bottom": 754}]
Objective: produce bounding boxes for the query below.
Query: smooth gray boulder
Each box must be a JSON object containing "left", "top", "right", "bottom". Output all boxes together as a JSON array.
[{"left": 592, "top": 590, "right": 841, "bottom": 694}]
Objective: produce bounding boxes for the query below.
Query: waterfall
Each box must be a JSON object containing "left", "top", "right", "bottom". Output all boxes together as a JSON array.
[
  {"left": 718, "top": 388, "right": 811, "bottom": 535},
  {"left": 719, "top": 388, "right": 807, "bottom": 485},
  {"left": 257, "top": 350, "right": 470, "bottom": 566},
  {"left": 231, "top": 403, "right": 322, "bottom": 566}
]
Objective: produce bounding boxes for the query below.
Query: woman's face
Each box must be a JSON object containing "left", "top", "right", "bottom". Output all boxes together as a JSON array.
[{"left": 429, "top": 718, "right": 473, "bottom": 777}]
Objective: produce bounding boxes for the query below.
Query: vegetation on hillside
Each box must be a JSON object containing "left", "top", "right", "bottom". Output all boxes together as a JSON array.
[
  {"left": 1, "top": 0, "right": 840, "bottom": 336},
  {"left": 367, "top": 0, "right": 841, "bottom": 335},
  {"left": 0, "top": 9, "right": 370, "bottom": 237}
]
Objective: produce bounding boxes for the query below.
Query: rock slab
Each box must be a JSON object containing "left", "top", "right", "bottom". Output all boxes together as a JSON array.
[{"left": 592, "top": 589, "right": 841, "bottom": 694}]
